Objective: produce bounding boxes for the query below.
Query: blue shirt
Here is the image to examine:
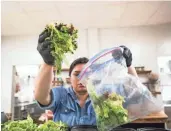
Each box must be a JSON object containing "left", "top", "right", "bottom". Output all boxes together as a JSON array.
[
  {"left": 37, "top": 86, "right": 96, "bottom": 127},
  {"left": 37, "top": 84, "right": 140, "bottom": 127}
]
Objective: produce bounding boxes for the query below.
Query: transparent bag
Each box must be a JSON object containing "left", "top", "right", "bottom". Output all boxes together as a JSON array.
[{"left": 78, "top": 47, "right": 163, "bottom": 131}]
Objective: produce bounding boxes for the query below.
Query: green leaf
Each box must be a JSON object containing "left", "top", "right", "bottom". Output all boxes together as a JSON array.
[
  {"left": 2, "top": 115, "right": 68, "bottom": 131},
  {"left": 45, "top": 23, "right": 78, "bottom": 74},
  {"left": 87, "top": 80, "right": 129, "bottom": 131}
]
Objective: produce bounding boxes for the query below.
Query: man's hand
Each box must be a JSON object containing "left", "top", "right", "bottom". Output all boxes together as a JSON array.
[
  {"left": 37, "top": 30, "right": 55, "bottom": 65},
  {"left": 120, "top": 45, "right": 132, "bottom": 67}
]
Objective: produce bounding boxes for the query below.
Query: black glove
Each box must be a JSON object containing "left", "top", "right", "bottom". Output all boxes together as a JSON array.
[
  {"left": 120, "top": 45, "right": 132, "bottom": 67},
  {"left": 37, "top": 30, "right": 55, "bottom": 65}
]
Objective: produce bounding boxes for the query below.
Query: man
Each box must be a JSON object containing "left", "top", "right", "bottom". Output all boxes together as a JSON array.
[{"left": 35, "top": 29, "right": 138, "bottom": 127}]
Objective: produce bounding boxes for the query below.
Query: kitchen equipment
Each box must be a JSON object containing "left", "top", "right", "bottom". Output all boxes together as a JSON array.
[
  {"left": 1, "top": 112, "right": 8, "bottom": 124},
  {"left": 70, "top": 125, "right": 98, "bottom": 131}
]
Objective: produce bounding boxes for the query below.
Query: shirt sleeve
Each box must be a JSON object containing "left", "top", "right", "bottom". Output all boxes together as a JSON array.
[{"left": 36, "top": 86, "right": 63, "bottom": 112}]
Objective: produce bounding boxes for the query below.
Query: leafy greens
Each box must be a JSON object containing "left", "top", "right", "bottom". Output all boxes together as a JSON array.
[
  {"left": 44, "top": 23, "right": 78, "bottom": 74},
  {"left": 1, "top": 115, "right": 68, "bottom": 131},
  {"left": 2, "top": 115, "right": 37, "bottom": 131},
  {"left": 87, "top": 81, "right": 129, "bottom": 131}
]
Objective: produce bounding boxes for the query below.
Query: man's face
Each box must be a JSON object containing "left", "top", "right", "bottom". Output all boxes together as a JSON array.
[{"left": 70, "top": 64, "right": 87, "bottom": 95}]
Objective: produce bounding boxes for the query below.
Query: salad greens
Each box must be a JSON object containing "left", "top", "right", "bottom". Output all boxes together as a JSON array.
[
  {"left": 1, "top": 115, "right": 68, "bottom": 131},
  {"left": 1, "top": 115, "right": 37, "bottom": 131},
  {"left": 45, "top": 23, "right": 78, "bottom": 74},
  {"left": 87, "top": 81, "right": 129, "bottom": 131},
  {"left": 37, "top": 120, "right": 68, "bottom": 131}
]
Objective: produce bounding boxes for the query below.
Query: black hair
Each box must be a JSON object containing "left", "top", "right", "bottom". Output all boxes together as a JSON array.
[{"left": 69, "top": 57, "right": 89, "bottom": 76}]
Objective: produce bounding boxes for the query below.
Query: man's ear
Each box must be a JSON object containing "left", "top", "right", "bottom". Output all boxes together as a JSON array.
[{"left": 66, "top": 77, "right": 71, "bottom": 84}]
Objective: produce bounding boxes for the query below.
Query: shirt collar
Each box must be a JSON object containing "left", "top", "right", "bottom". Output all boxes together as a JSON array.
[
  {"left": 66, "top": 87, "right": 77, "bottom": 100},
  {"left": 66, "top": 87, "right": 91, "bottom": 103},
  {"left": 86, "top": 96, "right": 91, "bottom": 103}
]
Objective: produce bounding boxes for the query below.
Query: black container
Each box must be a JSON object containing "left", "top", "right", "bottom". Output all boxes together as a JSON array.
[
  {"left": 70, "top": 125, "right": 137, "bottom": 131},
  {"left": 111, "top": 127, "right": 136, "bottom": 131},
  {"left": 70, "top": 125, "right": 170, "bottom": 131},
  {"left": 70, "top": 125, "right": 98, "bottom": 131},
  {"left": 137, "top": 127, "right": 170, "bottom": 131},
  {"left": 1, "top": 112, "right": 8, "bottom": 124}
]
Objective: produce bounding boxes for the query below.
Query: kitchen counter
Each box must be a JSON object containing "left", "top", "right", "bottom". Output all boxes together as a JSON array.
[
  {"left": 132, "top": 111, "right": 168, "bottom": 123},
  {"left": 120, "top": 111, "right": 168, "bottom": 129}
]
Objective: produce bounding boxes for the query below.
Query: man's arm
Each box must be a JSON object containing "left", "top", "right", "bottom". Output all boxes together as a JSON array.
[
  {"left": 128, "top": 65, "right": 138, "bottom": 77},
  {"left": 34, "top": 63, "right": 53, "bottom": 105},
  {"left": 35, "top": 29, "right": 56, "bottom": 106}
]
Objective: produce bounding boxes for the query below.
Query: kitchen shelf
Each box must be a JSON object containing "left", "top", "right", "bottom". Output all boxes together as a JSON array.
[
  {"left": 137, "top": 70, "right": 152, "bottom": 74},
  {"left": 53, "top": 68, "right": 69, "bottom": 72},
  {"left": 151, "top": 91, "right": 161, "bottom": 94},
  {"left": 132, "top": 111, "right": 168, "bottom": 123},
  {"left": 61, "top": 68, "right": 69, "bottom": 71},
  {"left": 135, "top": 66, "right": 145, "bottom": 68},
  {"left": 52, "top": 80, "right": 64, "bottom": 86}
]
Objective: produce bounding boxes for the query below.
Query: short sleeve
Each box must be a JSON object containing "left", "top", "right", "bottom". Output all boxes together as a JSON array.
[{"left": 36, "top": 86, "right": 63, "bottom": 112}]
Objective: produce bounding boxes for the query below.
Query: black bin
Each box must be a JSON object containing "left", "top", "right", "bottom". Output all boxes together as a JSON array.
[
  {"left": 137, "top": 127, "right": 170, "bottom": 131},
  {"left": 111, "top": 127, "right": 136, "bottom": 131},
  {"left": 70, "top": 125, "right": 98, "bottom": 131}
]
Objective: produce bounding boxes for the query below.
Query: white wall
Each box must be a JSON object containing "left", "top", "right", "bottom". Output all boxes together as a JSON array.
[
  {"left": 1, "top": 36, "right": 41, "bottom": 112},
  {"left": 2, "top": 24, "right": 171, "bottom": 113},
  {"left": 99, "top": 27, "right": 159, "bottom": 71},
  {"left": 155, "top": 24, "right": 171, "bottom": 57},
  {"left": 1, "top": 30, "right": 88, "bottom": 112}
]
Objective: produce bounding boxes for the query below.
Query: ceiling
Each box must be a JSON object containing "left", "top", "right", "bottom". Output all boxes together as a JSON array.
[{"left": 2, "top": 1, "right": 171, "bottom": 36}]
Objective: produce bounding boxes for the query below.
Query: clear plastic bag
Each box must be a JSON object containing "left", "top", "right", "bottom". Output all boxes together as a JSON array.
[{"left": 78, "top": 47, "right": 163, "bottom": 131}]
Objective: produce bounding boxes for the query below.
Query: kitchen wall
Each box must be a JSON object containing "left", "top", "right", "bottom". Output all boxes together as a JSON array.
[
  {"left": 1, "top": 23, "right": 171, "bottom": 113},
  {"left": 1, "top": 30, "right": 88, "bottom": 113}
]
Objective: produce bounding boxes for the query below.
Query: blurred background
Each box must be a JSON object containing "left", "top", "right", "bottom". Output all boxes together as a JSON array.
[{"left": 1, "top": 1, "right": 171, "bottom": 129}]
